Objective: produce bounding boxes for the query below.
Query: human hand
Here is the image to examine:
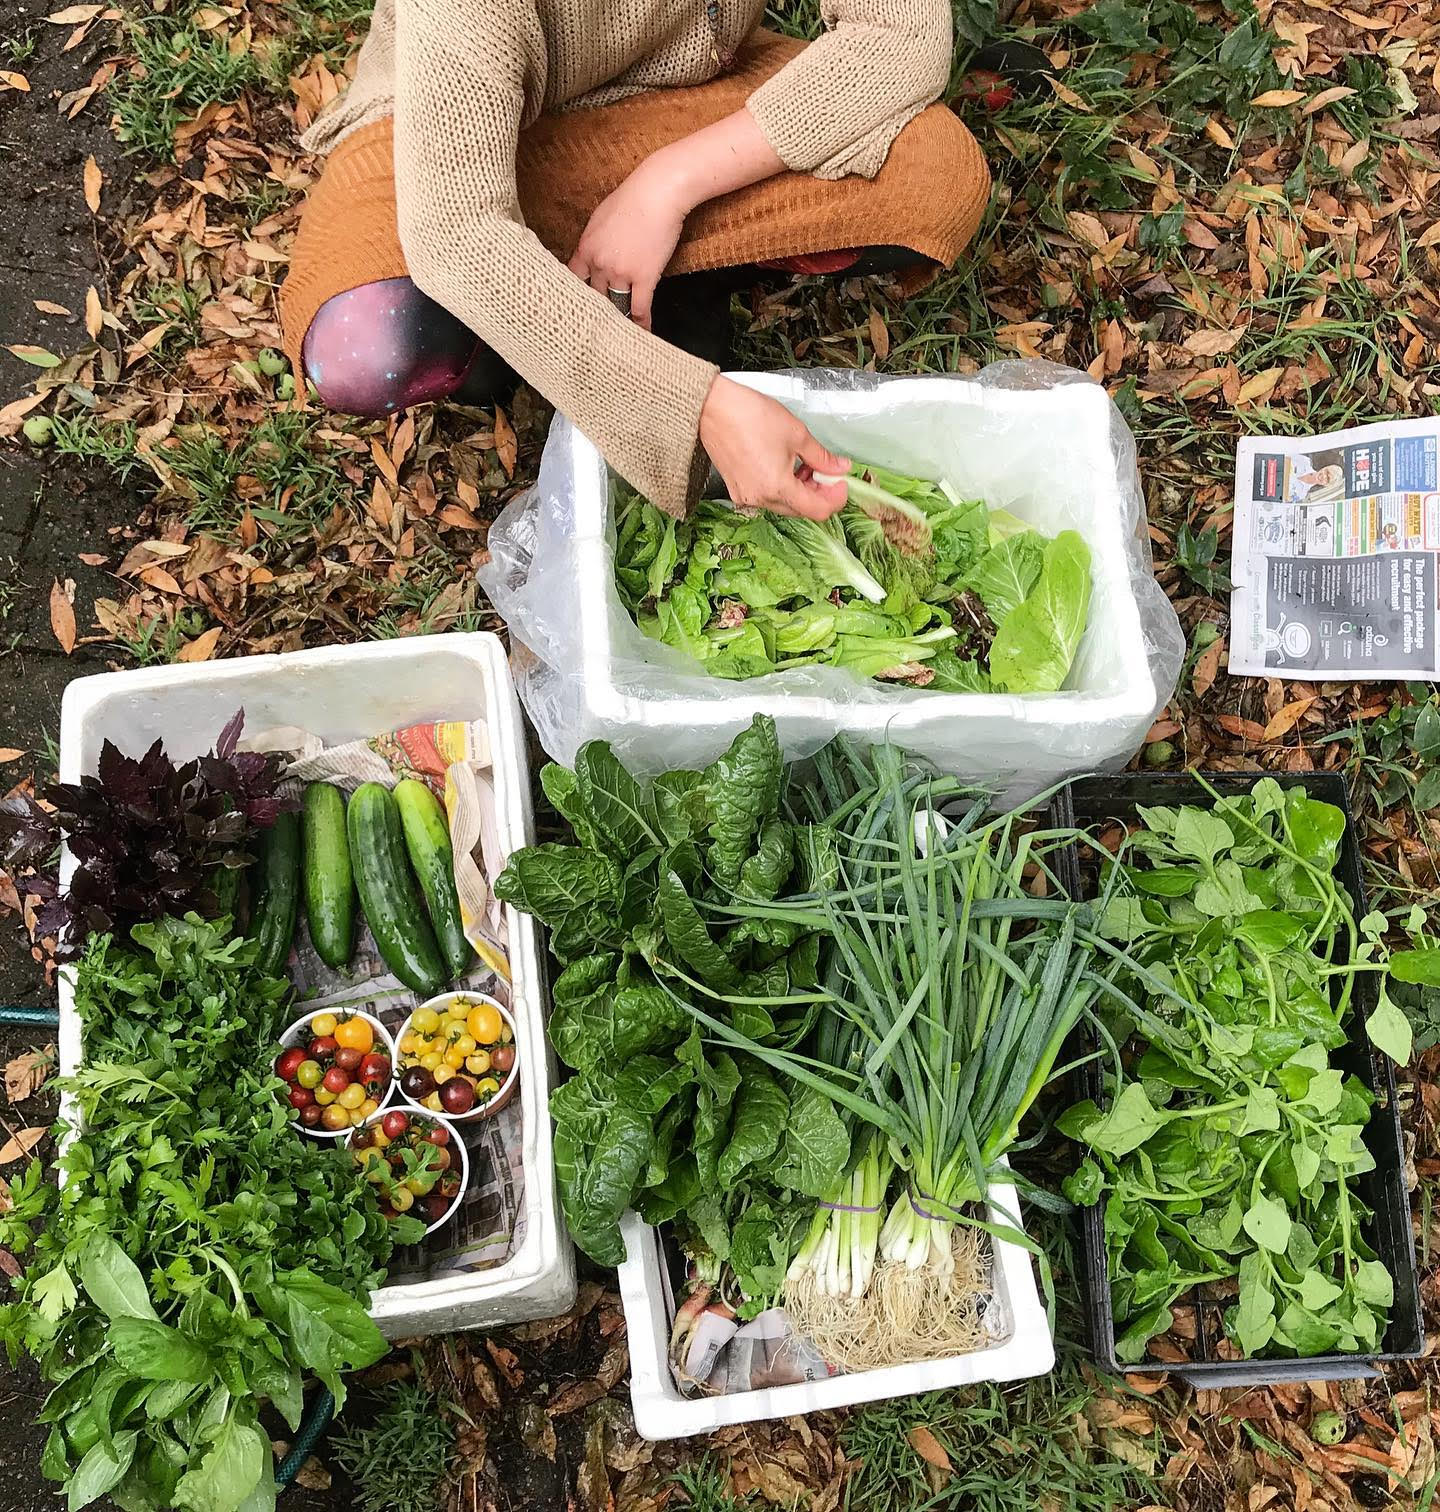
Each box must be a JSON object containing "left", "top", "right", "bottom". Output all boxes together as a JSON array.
[
  {"left": 568, "top": 157, "right": 687, "bottom": 330},
  {"left": 699, "top": 377, "right": 851, "bottom": 520}
]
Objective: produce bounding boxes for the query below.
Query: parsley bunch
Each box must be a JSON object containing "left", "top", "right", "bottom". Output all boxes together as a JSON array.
[{"left": 0, "top": 915, "right": 413, "bottom": 1512}]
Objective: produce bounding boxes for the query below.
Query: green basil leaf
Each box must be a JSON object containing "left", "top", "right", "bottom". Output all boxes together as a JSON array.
[
  {"left": 78, "top": 1238, "right": 158, "bottom": 1323},
  {"left": 172, "top": 1415, "right": 267, "bottom": 1512},
  {"left": 109, "top": 1320, "right": 212, "bottom": 1384},
  {"left": 67, "top": 1430, "right": 137, "bottom": 1512}
]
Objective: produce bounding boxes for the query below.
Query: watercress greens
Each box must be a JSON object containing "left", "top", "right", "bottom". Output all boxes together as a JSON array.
[{"left": 1060, "top": 779, "right": 1409, "bottom": 1363}]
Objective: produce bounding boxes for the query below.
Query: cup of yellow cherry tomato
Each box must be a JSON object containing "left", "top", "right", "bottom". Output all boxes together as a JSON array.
[
  {"left": 394, "top": 991, "right": 518, "bottom": 1123},
  {"left": 275, "top": 1008, "right": 397, "bottom": 1139}
]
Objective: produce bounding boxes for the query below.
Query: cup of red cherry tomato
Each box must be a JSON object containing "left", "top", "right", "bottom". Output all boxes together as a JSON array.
[
  {"left": 274, "top": 1009, "right": 397, "bottom": 1139},
  {"left": 393, "top": 992, "right": 518, "bottom": 1124},
  {"left": 349, "top": 1108, "right": 468, "bottom": 1235}
]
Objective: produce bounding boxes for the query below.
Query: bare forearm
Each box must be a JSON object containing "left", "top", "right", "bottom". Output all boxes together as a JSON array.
[{"left": 644, "top": 108, "right": 786, "bottom": 215}]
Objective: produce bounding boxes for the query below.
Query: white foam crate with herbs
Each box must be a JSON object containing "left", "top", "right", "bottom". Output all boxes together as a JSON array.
[{"left": 57, "top": 633, "right": 575, "bottom": 1336}]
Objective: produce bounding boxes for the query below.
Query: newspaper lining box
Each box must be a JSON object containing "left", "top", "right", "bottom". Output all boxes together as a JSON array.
[{"left": 57, "top": 633, "right": 575, "bottom": 1336}]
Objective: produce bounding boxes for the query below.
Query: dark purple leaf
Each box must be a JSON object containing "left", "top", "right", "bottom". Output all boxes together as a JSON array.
[
  {"left": 0, "top": 795, "right": 57, "bottom": 868},
  {"left": 214, "top": 708, "right": 244, "bottom": 762}
]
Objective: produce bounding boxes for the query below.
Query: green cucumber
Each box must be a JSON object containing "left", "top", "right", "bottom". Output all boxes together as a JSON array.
[
  {"left": 348, "top": 783, "right": 448, "bottom": 996},
  {"left": 394, "top": 778, "right": 475, "bottom": 981},
  {"left": 210, "top": 861, "right": 241, "bottom": 922},
  {"left": 249, "top": 810, "right": 301, "bottom": 977},
  {"left": 302, "top": 782, "right": 356, "bottom": 969}
]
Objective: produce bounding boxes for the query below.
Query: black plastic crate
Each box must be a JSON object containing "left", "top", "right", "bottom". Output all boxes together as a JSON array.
[{"left": 1060, "top": 771, "right": 1423, "bottom": 1387}]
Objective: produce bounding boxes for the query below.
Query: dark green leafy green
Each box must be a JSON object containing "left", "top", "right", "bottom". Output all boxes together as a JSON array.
[{"left": 0, "top": 915, "right": 399, "bottom": 1512}]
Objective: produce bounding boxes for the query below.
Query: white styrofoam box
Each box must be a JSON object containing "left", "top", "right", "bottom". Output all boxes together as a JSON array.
[
  {"left": 57, "top": 633, "right": 575, "bottom": 1335},
  {"left": 616, "top": 1169, "right": 1054, "bottom": 1440},
  {"left": 555, "top": 370, "right": 1166, "bottom": 791}
]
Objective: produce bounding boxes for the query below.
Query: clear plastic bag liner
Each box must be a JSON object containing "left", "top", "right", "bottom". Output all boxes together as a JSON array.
[{"left": 478, "top": 360, "right": 1183, "bottom": 801}]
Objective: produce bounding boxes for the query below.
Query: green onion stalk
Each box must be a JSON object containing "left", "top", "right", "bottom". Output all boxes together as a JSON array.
[{"left": 684, "top": 739, "right": 1117, "bottom": 1311}]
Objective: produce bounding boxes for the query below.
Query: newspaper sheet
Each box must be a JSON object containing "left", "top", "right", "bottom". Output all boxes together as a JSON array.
[{"left": 1230, "top": 417, "right": 1440, "bottom": 679}]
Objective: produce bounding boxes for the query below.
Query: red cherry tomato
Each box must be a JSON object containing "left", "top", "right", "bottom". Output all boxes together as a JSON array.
[
  {"left": 381, "top": 1110, "right": 409, "bottom": 1140},
  {"left": 334, "top": 1046, "right": 363, "bottom": 1072},
  {"left": 300, "top": 1103, "right": 324, "bottom": 1128},
  {"left": 358, "top": 1052, "right": 391, "bottom": 1091},
  {"left": 308, "top": 1035, "right": 339, "bottom": 1060},
  {"left": 423, "top": 1193, "right": 453, "bottom": 1224},
  {"left": 490, "top": 1044, "right": 516, "bottom": 1075},
  {"left": 275, "top": 1047, "right": 307, "bottom": 1082},
  {"left": 422, "top": 1125, "right": 449, "bottom": 1148},
  {"left": 440, "top": 1077, "right": 476, "bottom": 1115},
  {"left": 322, "top": 1066, "right": 351, "bottom": 1095},
  {"left": 288, "top": 1085, "right": 315, "bottom": 1110}
]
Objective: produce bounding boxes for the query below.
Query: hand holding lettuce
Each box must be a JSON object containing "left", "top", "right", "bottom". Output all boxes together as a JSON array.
[{"left": 614, "top": 461, "right": 1092, "bottom": 693}]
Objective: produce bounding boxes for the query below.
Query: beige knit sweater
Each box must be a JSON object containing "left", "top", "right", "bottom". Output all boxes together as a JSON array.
[{"left": 302, "top": 1, "right": 953, "bottom": 515}]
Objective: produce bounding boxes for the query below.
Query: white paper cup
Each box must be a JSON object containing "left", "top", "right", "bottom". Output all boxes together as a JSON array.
[
  {"left": 276, "top": 1008, "right": 397, "bottom": 1140},
  {"left": 393, "top": 991, "right": 520, "bottom": 1124},
  {"left": 349, "top": 1109, "right": 470, "bottom": 1236}
]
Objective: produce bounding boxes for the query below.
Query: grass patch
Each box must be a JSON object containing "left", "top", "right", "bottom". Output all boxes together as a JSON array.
[
  {"left": 329, "top": 1375, "right": 455, "bottom": 1512},
  {"left": 670, "top": 1459, "right": 775, "bottom": 1512},
  {"left": 840, "top": 1361, "right": 1162, "bottom": 1512}
]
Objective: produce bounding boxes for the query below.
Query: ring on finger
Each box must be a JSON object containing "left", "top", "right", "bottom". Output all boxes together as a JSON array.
[{"left": 607, "top": 285, "right": 633, "bottom": 316}]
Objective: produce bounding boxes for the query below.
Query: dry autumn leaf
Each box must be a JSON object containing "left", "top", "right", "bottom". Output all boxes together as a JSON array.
[
  {"left": 493, "top": 404, "right": 517, "bottom": 478},
  {"left": 33, "top": 299, "right": 71, "bottom": 316},
  {"left": 5, "top": 1047, "right": 53, "bottom": 1103},
  {"left": 1192, "top": 636, "right": 1224, "bottom": 698},
  {"left": 176, "top": 625, "right": 223, "bottom": 662},
  {"left": 907, "top": 1426, "right": 953, "bottom": 1472},
  {"left": 46, "top": 4, "right": 105, "bottom": 20},
  {"left": 49, "top": 579, "right": 76, "bottom": 654},
  {"left": 82, "top": 155, "right": 102, "bottom": 214},
  {"left": 84, "top": 285, "right": 103, "bottom": 340},
  {"left": 0, "top": 1127, "right": 45, "bottom": 1164},
  {"left": 868, "top": 307, "right": 890, "bottom": 360},
  {"left": 0, "top": 71, "right": 31, "bottom": 92},
  {"left": 1250, "top": 89, "right": 1305, "bottom": 107},
  {"left": 7, "top": 345, "right": 62, "bottom": 368}
]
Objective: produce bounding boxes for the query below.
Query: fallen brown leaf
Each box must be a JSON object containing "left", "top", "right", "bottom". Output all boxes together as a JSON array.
[
  {"left": 82, "top": 155, "right": 102, "bottom": 214},
  {"left": 0, "top": 749, "right": 25, "bottom": 762},
  {"left": 49, "top": 579, "right": 76, "bottom": 654},
  {"left": 293, "top": 1458, "right": 330, "bottom": 1492},
  {"left": 176, "top": 626, "right": 223, "bottom": 663},
  {"left": 0, "top": 1127, "right": 46, "bottom": 1164},
  {"left": 0, "top": 72, "right": 31, "bottom": 92},
  {"left": 493, "top": 404, "right": 517, "bottom": 477},
  {"left": 85, "top": 285, "right": 103, "bottom": 340},
  {"left": 5, "top": 1046, "right": 53, "bottom": 1103},
  {"left": 907, "top": 1425, "right": 952, "bottom": 1472},
  {"left": 868, "top": 307, "right": 890, "bottom": 360},
  {"left": 33, "top": 299, "right": 71, "bottom": 316},
  {"left": 1192, "top": 636, "right": 1224, "bottom": 698},
  {"left": 546, "top": 1378, "right": 608, "bottom": 1418},
  {"left": 485, "top": 1339, "right": 524, "bottom": 1388}
]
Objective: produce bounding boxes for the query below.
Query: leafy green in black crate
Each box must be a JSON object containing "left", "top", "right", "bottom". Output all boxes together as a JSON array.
[{"left": 1060, "top": 778, "right": 1423, "bottom": 1363}]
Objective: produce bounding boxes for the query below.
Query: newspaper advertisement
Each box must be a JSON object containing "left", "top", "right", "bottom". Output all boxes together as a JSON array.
[
  {"left": 1230, "top": 417, "right": 1440, "bottom": 679},
  {"left": 252, "top": 716, "right": 526, "bottom": 1284}
]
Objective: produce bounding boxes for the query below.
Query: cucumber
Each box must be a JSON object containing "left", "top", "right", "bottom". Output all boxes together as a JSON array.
[
  {"left": 394, "top": 778, "right": 475, "bottom": 981},
  {"left": 348, "top": 783, "right": 448, "bottom": 997},
  {"left": 249, "top": 810, "right": 301, "bottom": 977},
  {"left": 302, "top": 782, "right": 356, "bottom": 968}
]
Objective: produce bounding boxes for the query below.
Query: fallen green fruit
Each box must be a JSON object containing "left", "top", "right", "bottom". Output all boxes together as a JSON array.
[
  {"left": 257, "top": 346, "right": 288, "bottom": 376},
  {"left": 22, "top": 415, "right": 53, "bottom": 446},
  {"left": 1310, "top": 1410, "right": 1345, "bottom": 1445},
  {"left": 1144, "top": 739, "right": 1175, "bottom": 767}
]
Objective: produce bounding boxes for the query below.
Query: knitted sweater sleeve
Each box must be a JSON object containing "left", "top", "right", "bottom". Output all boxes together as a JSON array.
[
  {"left": 392, "top": 1, "right": 719, "bottom": 517},
  {"left": 745, "top": 0, "right": 954, "bottom": 180}
]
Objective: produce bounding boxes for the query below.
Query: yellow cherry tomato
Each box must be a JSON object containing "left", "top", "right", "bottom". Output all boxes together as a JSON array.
[
  {"left": 355, "top": 1145, "right": 383, "bottom": 1166},
  {"left": 444, "top": 1019, "right": 466, "bottom": 1043},
  {"left": 500, "top": 1022, "right": 513, "bottom": 1045},
  {"left": 420, "top": 1051, "right": 443, "bottom": 1072},
  {"left": 432, "top": 1063, "right": 456, "bottom": 1085},
  {"left": 467, "top": 1004, "right": 502, "bottom": 1044},
  {"left": 391, "top": 1186, "right": 415, "bottom": 1213},
  {"left": 314, "top": 1085, "right": 337, "bottom": 1106},
  {"left": 372, "top": 1128, "right": 391, "bottom": 1149},
  {"left": 466, "top": 1051, "right": 491, "bottom": 1075},
  {"left": 447, "top": 998, "right": 470, "bottom": 1019},
  {"left": 444, "top": 1046, "right": 466, "bottom": 1069},
  {"left": 334, "top": 1017, "right": 374, "bottom": 1054},
  {"left": 360, "top": 1097, "right": 379, "bottom": 1117},
  {"left": 349, "top": 1107, "right": 367, "bottom": 1127},
  {"left": 455, "top": 1034, "right": 477, "bottom": 1055},
  {"left": 399, "top": 1031, "right": 422, "bottom": 1055},
  {"left": 310, "top": 1012, "right": 338, "bottom": 1038},
  {"left": 475, "top": 1076, "right": 500, "bottom": 1098},
  {"left": 338, "top": 1082, "right": 366, "bottom": 1110},
  {"left": 423, "top": 1092, "right": 443, "bottom": 1112},
  {"left": 411, "top": 1007, "right": 440, "bottom": 1035}
]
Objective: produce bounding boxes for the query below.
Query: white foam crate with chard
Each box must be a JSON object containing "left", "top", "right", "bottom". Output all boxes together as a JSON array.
[
  {"left": 493, "top": 716, "right": 1116, "bottom": 1438},
  {"left": 481, "top": 359, "right": 1184, "bottom": 800}
]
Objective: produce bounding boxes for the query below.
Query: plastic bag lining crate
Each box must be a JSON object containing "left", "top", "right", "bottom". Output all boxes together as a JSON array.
[
  {"left": 1059, "top": 771, "right": 1422, "bottom": 1387},
  {"left": 56, "top": 634, "right": 575, "bottom": 1337},
  {"left": 614, "top": 792, "right": 1073, "bottom": 1440}
]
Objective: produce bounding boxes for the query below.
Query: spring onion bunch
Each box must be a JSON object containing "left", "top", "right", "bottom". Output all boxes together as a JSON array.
[{"left": 685, "top": 739, "right": 1117, "bottom": 1318}]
